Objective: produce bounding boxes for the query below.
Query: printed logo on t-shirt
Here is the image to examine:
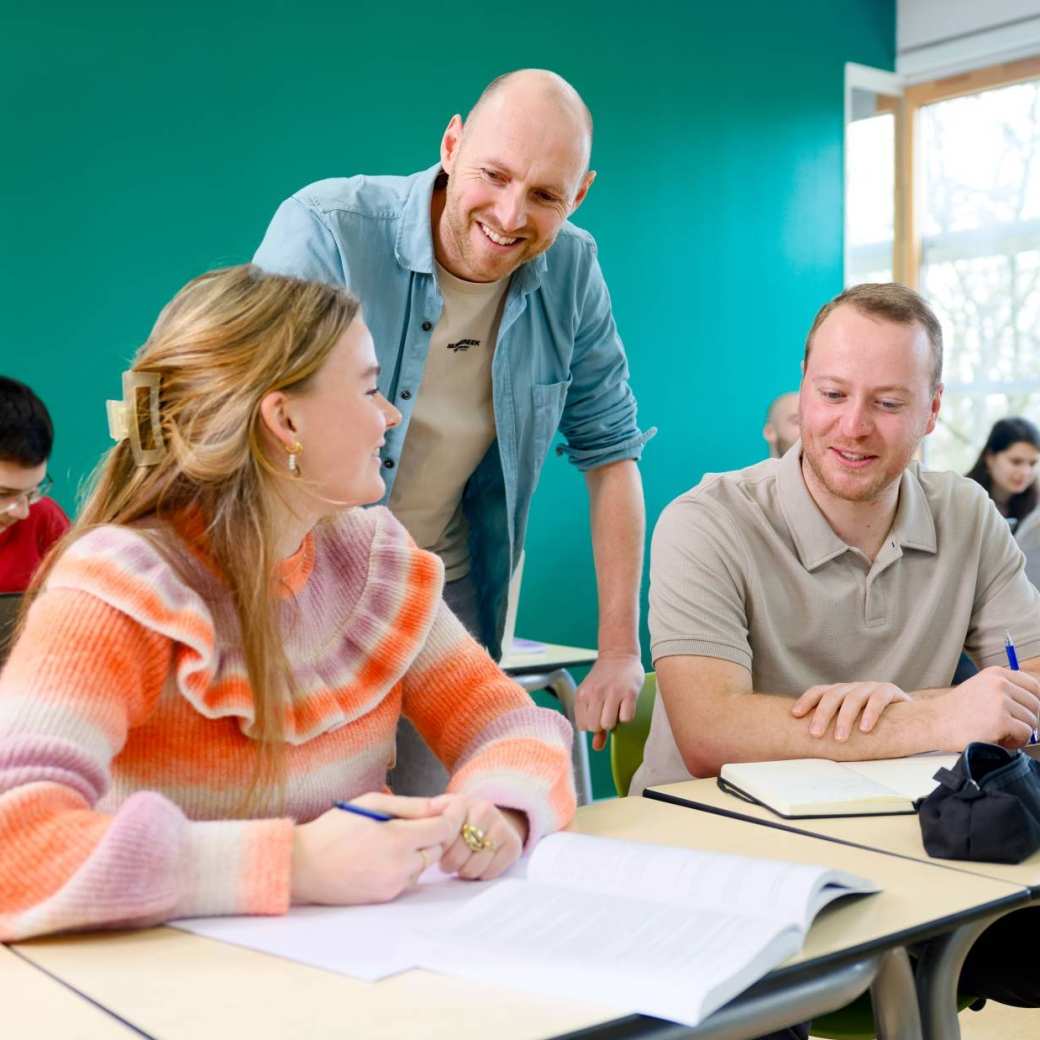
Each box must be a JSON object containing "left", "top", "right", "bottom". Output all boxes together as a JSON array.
[{"left": 447, "top": 338, "right": 480, "bottom": 353}]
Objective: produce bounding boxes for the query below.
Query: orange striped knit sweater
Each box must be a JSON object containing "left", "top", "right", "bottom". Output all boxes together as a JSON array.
[{"left": 0, "top": 506, "right": 575, "bottom": 940}]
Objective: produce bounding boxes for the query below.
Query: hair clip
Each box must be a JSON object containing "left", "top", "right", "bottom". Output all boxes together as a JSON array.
[{"left": 105, "top": 370, "right": 166, "bottom": 466}]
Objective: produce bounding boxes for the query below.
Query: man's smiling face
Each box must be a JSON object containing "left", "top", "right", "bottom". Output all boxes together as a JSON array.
[
  {"left": 799, "top": 303, "right": 941, "bottom": 506},
  {"left": 434, "top": 82, "right": 593, "bottom": 284}
]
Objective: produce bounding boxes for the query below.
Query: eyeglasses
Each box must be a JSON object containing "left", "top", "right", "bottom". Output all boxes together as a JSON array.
[{"left": 0, "top": 476, "right": 53, "bottom": 514}]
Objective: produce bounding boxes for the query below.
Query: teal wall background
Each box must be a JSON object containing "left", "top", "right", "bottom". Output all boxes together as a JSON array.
[{"left": 3, "top": 2, "right": 894, "bottom": 793}]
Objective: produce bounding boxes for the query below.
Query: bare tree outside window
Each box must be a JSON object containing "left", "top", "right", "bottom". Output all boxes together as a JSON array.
[{"left": 919, "top": 79, "right": 1040, "bottom": 472}]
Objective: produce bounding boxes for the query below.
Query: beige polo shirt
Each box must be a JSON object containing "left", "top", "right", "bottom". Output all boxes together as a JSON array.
[
  {"left": 388, "top": 263, "right": 508, "bottom": 581},
  {"left": 632, "top": 443, "right": 1040, "bottom": 793}
]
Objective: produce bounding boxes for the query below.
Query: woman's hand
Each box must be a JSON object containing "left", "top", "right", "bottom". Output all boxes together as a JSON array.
[
  {"left": 439, "top": 798, "right": 528, "bottom": 881},
  {"left": 291, "top": 792, "right": 465, "bottom": 906}
]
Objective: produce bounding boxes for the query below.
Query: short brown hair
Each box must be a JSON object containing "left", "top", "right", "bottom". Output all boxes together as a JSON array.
[{"left": 803, "top": 283, "right": 944, "bottom": 391}]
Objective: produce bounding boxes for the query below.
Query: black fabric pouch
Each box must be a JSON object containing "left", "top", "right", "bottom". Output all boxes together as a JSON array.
[{"left": 917, "top": 742, "right": 1040, "bottom": 863}]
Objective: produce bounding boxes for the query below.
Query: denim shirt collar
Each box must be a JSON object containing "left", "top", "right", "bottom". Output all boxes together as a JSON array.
[{"left": 395, "top": 164, "right": 547, "bottom": 294}]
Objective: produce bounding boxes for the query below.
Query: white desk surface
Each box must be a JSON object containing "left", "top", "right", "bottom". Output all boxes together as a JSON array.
[
  {"left": 9, "top": 797, "right": 1027, "bottom": 1040},
  {"left": 647, "top": 778, "right": 1040, "bottom": 893},
  {"left": 500, "top": 641, "right": 598, "bottom": 673}
]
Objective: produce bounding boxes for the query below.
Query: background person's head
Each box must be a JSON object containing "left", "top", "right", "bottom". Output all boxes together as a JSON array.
[
  {"left": 763, "top": 391, "right": 799, "bottom": 457},
  {"left": 798, "top": 283, "right": 944, "bottom": 507},
  {"left": 966, "top": 417, "right": 1040, "bottom": 524},
  {"left": 0, "top": 376, "right": 55, "bottom": 535},
  {"left": 435, "top": 69, "right": 596, "bottom": 283}
]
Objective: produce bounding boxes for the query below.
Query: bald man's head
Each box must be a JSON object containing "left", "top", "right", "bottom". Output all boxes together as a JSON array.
[
  {"left": 433, "top": 69, "right": 597, "bottom": 283},
  {"left": 764, "top": 391, "right": 800, "bottom": 457},
  {"left": 467, "top": 69, "right": 594, "bottom": 170}
]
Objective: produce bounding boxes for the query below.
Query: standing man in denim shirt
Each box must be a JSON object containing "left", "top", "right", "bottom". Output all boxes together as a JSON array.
[{"left": 254, "top": 69, "right": 652, "bottom": 793}]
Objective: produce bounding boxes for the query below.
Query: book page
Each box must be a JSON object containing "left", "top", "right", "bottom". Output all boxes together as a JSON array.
[
  {"left": 412, "top": 879, "right": 802, "bottom": 1027},
  {"left": 721, "top": 758, "right": 911, "bottom": 814},
  {"left": 174, "top": 866, "right": 469, "bottom": 980},
  {"left": 525, "top": 832, "right": 874, "bottom": 926},
  {"left": 841, "top": 753, "right": 958, "bottom": 800}
]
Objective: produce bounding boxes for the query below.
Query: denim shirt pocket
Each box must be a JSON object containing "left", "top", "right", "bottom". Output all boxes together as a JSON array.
[{"left": 532, "top": 378, "right": 572, "bottom": 463}]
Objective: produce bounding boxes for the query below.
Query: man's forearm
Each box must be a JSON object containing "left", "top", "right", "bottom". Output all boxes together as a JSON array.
[
  {"left": 585, "top": 460, "right": 644, "bottom": 654},
  {"left": 679, "top": 691, "right": 951, "bottom": 777}
]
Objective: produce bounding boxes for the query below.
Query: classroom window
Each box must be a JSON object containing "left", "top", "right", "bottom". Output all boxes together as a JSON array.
[
  {"left": 920, "top": 76, "right": 1040, "bottom": 472},
  {"left": 845, "top": 99, "right": 896, "bottom": 286}
]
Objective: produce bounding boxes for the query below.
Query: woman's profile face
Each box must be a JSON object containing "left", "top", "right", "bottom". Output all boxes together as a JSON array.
[
  {"left": 290, "top": 316, "right": 401, "bottom": 510},
  {"left": 987, "top": 439, "right": 1040, "bottom": 499}
]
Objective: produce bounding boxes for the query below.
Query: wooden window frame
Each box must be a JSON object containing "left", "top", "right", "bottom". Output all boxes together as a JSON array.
[{"left": 894, "top": 55, "right": 1040, "bottom": 288}]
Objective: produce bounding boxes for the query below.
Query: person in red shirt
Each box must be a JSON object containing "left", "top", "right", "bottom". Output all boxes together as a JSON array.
[{"left": 0, "top": 377, "right": 70, "bottom": 593}]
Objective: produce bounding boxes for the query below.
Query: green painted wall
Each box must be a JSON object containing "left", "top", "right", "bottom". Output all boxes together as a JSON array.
[{"left": 3, "top": 2, "right": 894, "bottom": 794}]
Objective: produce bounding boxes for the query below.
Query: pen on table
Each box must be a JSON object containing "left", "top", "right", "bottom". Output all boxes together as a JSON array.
[
  {"left": 1005, "top": 632, "right": 1035, "bottom": 744},
  {"left": 333, "top": 801, "right": 395, "bottom": 822}
]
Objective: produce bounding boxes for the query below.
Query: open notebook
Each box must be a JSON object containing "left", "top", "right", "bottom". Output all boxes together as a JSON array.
[
  {"left": 176, "top": 831, "right": 877, "bottom": 1027},
  {"left": 719, "top": 753, "right": 960, "bottom": 818}
]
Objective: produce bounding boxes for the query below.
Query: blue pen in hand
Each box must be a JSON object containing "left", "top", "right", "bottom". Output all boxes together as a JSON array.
[
  {"left": 333, "top": 801, "right": 395, "bottom": 822},
  {"left": 1005, "top": 632, "right": 1035, "bottom": 744}
]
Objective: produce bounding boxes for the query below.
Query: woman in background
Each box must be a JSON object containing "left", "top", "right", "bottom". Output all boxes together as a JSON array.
[
  {"left": 0, "top": 265, "right": 575, "bottom": 941},
  {"left": 966, "top": 417, "right": 1040, "bottom": 531}
]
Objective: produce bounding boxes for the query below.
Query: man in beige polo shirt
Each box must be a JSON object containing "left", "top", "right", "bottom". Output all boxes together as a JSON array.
[
  {"left": 636, "top": 282, "right": 1040, "bottom": 1012},
  {"left": 634, "top": 282, "right": 1040, "bottom": 796}
]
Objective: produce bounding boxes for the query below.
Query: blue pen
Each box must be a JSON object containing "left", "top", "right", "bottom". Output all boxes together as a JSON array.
[
  {"left": 334, "top": 800, "right": 395, "bottom": 822},
  {"left": 1005, "top": 632, "right": 1035, "bottom": 744}
]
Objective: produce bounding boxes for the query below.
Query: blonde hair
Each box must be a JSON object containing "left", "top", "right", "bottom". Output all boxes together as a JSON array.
[{"left": 26, "top": 264, "right": 361, "bottom": 809}]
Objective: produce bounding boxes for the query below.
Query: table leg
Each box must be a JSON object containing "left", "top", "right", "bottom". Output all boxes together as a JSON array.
[
  {"left": 871, "top": 947, "right": 923, "bottom": 1040},
  {"left": 914, "top": 907, "right": 1017, "bottom": 1040}
]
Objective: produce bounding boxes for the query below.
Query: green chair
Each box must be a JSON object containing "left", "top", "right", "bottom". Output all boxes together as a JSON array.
[
  {"left": 607, "top": 676, "right": 974, "bottom": 1039},
  {"left": 610, "top": 672, "right": 658, "bottom": 797}
]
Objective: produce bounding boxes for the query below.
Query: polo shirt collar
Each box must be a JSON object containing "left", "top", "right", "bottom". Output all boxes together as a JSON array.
[
  {"left": 777, "top": 444, "right": 937, "bottom": 572},
  {"left": 393, "top": 164, "right": 549, "bottom": 294}
]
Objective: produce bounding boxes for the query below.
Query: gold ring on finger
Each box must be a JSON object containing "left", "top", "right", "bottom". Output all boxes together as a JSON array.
[{"left": 460, "top": 822, "right": 497, "bottom": 854}]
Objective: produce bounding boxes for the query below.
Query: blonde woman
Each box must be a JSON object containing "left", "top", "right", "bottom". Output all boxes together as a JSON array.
[{"left": 0, "top": 265, "right": 575, "bottom": 940}]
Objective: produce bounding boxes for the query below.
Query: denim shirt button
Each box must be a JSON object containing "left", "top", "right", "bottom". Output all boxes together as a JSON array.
[
  {"left": 400, "top": 389, "right": 412, "bottom": 400},
  {"left": 383, "top": 458, "right": 395, "bottom": 469},
  {"left": 421, "top": 320, "right": 432, "bottom": 331}
]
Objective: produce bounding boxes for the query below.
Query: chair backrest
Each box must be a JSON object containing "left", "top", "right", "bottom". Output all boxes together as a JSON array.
[
  {"left": 609, "top": 673, "right": 657, "bottom": 797},
  {"left": 0, "top": 592, "right": 23, "bottom": 667}
]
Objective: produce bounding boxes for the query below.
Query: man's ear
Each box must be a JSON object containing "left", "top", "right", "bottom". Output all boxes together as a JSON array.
[
  {"left": 440, "top": 114, "right": 465, "bottom": 174},
  {"left": 763, "top": 423, "right": 777, "bottom": 451},
  {"left": 259, "top": 390, "right": 298, "bottom": 451},
  {"left": 569, "top": 170, "right": 596, "bottom": 215},
  {"left": 924, "top": 383, "right": 943, "bottom": 436}
]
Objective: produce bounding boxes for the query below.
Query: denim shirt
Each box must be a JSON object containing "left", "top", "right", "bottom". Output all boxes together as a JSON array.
[{"left": 254, "top": 165, "right": 653, "bottom": 656}]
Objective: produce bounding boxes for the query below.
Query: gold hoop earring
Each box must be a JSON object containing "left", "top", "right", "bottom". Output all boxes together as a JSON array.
[{"left": 286, "top": 441, "right": 303, "bottom": 478}]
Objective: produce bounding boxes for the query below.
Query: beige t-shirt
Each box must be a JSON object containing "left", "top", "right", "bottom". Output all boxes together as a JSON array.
[
  {"left": 388, "top": 263, "right": 508, "bottom": 581},
  {"left": 632, "top": 444, "right": 1040, "bottom": 793}
]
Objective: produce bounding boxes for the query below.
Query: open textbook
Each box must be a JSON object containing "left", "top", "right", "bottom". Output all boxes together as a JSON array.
[
  {"left": 176, "top": 831, "right": 877, "bottom": 1027},
  {"left": 719, "top": 753, "right": 960, "bottom": 818}
]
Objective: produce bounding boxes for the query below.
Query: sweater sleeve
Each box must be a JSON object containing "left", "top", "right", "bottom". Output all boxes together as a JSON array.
[
  {"left": 0, "top": 587, "right": 293, "bottom": 941},
  {"left": 399, "top": 601, "right": 576, "bottom": 845}
]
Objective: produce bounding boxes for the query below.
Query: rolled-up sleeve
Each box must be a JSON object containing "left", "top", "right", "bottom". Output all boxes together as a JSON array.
[
  {"left": 253, "top": 196, "right": 348, "bottom": 287},
  {"left": 555, "top": 249, "right": 654, "bottom": 470}
]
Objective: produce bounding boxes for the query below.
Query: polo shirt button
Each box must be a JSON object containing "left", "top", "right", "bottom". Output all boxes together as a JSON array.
[
  {"left": 400, "top": 389, "right": 412, "bottom": 400},
  {"left": 421, "top": 320, "right": 432, "bottom": 331},
  {"left": 383, "top": 458, "right": 395, "bottom": 469}
]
